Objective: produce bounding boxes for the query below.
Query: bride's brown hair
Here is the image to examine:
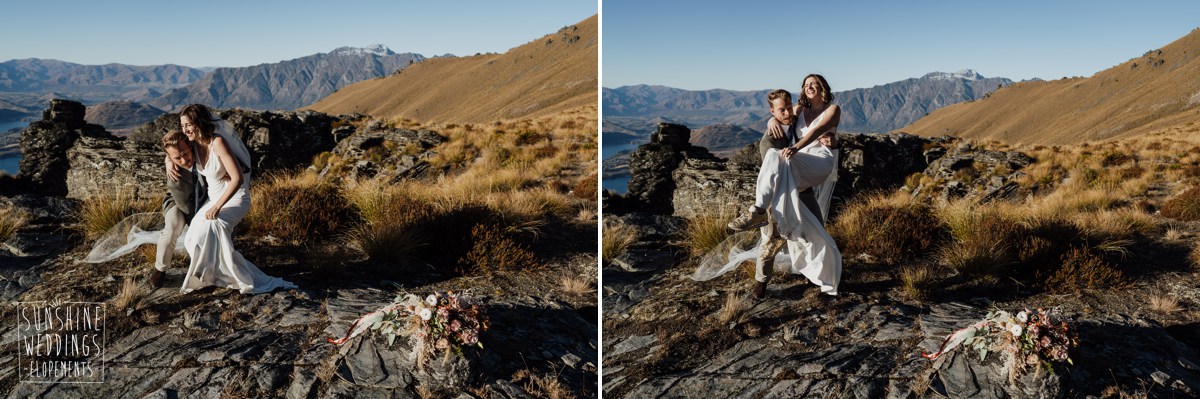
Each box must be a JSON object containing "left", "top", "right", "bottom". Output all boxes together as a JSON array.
[
  {"left": 180, "top": 104, "right": 217, "bottom": 142},
  {"left": 798, "top": 74, "right": 833, "bottom": 109}
]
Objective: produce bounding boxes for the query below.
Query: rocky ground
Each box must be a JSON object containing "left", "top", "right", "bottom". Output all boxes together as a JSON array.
[
  {"left": 0, "top": 230, "right": 597, "bottom": 398},
  {"left": 602, "top": 123, "right": 1200, "bottom": 398},
  {"left": 0, "top": 100, "right": 599, "bottom": 398}
]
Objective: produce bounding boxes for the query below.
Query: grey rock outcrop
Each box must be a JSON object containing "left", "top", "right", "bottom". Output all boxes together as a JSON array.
[
  {"left": 221, "top": 109, "right": 349, "bottom": 171},
  {"left": 643, "top": 129, "right": 952, "bottom": 219},
  {"left": 914, "top": 140, "right": 1035, "bottom": 202},
  {"left": 54, "top": 105, "right": 361, "bottom": 201},
  {"left": 66, "top": 137, "right": 165, "bottom": 200},
  {"left": 327, "top": 121, "right": 447, "bottom": 181},
  {"left": 623, "top": 123, "right": 725, "bottom": 215},
  {"left": 19, "top": 99, "right": 117, "bottom": 195}
]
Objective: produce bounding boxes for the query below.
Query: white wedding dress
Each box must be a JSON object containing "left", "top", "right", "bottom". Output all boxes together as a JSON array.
[
  {"left": 181, "top": 128, "right": 296, "bottom": 294},
  {"left": 692, "top": 112, "right": 842, "bottom": 295}
]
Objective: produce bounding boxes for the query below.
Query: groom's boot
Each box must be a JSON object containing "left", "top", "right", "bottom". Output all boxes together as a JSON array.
[{"left": 149, "top": 269, "right": 165, "bottom": 289}]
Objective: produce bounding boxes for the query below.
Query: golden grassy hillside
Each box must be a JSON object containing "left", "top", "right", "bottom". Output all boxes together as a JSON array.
[
  {"left": 305, "top": 15, "right": 597, "bottom": 125},
  {"left": 902, "top": 27, "right": 1200, "bottom": 145}
]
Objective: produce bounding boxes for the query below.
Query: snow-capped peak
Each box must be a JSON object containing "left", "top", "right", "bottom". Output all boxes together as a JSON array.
[
  {"left": 331, "top": 44, "right": 395, "bottom": 56},
  {"left": 923, "top": 69, "right": 983, "bottom": 81}
]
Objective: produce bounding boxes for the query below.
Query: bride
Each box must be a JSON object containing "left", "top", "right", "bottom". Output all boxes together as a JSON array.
[
  {"left": 692, "top": 74, "right": 842, "bottom": 298},
  {"left": 175, "top": 104, "right": 296, "bottom": 294}
]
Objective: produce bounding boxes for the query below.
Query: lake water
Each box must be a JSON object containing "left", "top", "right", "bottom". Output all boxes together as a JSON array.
[
  {"left": 0, "top": 120, "right": 28, "bottom": 175},
  {"left": 601, "top": 142, "right": 642, "bottom": 194}
]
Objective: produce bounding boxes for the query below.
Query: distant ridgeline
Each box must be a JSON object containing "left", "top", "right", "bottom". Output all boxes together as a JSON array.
[
  {"left": 602, "top": 70, "right": 1014, "bottom": 144},
  {"left": 0, "top": 45, "right": 426, "bottom": 121}
]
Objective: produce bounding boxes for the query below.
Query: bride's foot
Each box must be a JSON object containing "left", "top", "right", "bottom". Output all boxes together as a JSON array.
[{"left": 728, "top": 206, "right": 768, "bottom": 231}]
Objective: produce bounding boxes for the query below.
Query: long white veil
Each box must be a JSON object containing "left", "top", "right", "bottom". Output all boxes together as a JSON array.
[
  {"left": 214, "top": 119, "right": 252, "bottom": 177},
  {"left": 83, "top": 212, "right": 180, "bottom": 263}
]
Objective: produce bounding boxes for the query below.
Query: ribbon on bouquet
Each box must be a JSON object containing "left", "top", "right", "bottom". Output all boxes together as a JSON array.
[
  {"left": 327, "top": 303, "right": 410, "bottom": 345},
  {"left": 921, "top": 319, "right": 991, "bottom": 360}
]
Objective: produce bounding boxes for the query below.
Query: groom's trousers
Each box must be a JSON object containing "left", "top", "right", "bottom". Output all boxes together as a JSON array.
[{"left": 155, "top": 205, "right": 188, "bottom": 272}]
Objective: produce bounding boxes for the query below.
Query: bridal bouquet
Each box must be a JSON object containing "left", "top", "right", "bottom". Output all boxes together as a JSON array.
[
  {"left": 329, "top": 290, "right": 489, "bottom": 357},
  {"left": 924, "top": 308, "right": 1077, "bottom": 375},
  {"left": 412, "top": 290, "right": 489, "bottom": 355}
]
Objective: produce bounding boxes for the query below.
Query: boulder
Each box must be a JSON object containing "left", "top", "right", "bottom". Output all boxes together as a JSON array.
[
  {"left": 327, "top": 123, "right": 446, "bottom": 181},
  {"left": 19, "top": 99, "right": 116, "bottom": 195},
  {"left": 66, "top": 137, "right": 165, "bottom": 200}
]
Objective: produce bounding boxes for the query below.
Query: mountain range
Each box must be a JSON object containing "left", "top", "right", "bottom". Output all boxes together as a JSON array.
[
  {"left": 149, "top": 46, "right": 424, "bottom": 111},
  {"left": 903, "top": 29, "right": 1200, "bottom": 145},
  {"left": 306, "top": 15, "right": 598, "bottom": 124},
  {"left": 602, "top": 69, "right": 1013, "bottom": 143},
  {"left": 0, "top": 45, "right": 424, "bottom": 120}
]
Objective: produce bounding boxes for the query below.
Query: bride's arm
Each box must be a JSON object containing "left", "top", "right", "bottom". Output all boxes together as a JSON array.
[
  {"left": 203, "top": 137, "right": 244, "bottom": 220},
  {"left": 783, "top": 105, "right": 841, "bottom": 157}
]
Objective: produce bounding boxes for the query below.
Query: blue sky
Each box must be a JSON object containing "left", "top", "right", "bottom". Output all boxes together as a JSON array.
[
  {"left": 0, "top": 0, "right": 596, "bottom": 68},
  {"left": 603, "top": 0, "right": 1200, "bottom": 91}
]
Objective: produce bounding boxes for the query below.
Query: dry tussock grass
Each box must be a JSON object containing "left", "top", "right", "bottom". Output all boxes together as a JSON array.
[
  {"left": 512, "top": 366, "right": 577, "bottom": 399},
  {"left": 459, "top": 221, "right": 540, "bottom": 275},
  {"left": 1072, "top": 208, "right": 1161, "bottom": 242},
  {"left": 602, "top": 220, "right": 639, "bottom": 260},
  {"left": 1041, "top": 247, "right": 1131, "bottom": 293},
  {"left": 79, "top": 191, "right": 158, "bottom": 240},
  {"left": 715, "top": 291, "right": 751, "bottom": 326},
  {"left": 829, "top": 192, "right": 947, "bottom": 264},
  {"left": 0, "top": 204, "right": 29, "bottom": 242},
  {"left": 1191, "top": 243, "right": 1200, "bottom": 270},
  {"left": 244, "top": 171, "right": 352, "bottom": 244},
  {"left": 937, "top": 200, "right": 1025, "bottom": 275},
  {"left": 343, "top": 180, "right": 432, "bottom": 264},
  {"left": 1161, "top": 186, "right": 1200, "bottom": 221},
  {"left": 899, "top": 265, "right": 938, "bottom": 300},
  {"left": 685, "top": 210, "right": 732, "bottom": 256},
  {"left": 1149, "top": 293, "right": 1181, "bottom": 314},
  {"left": 112, "top": 277, "right": 147, "bottom": 312},
  {"left": 559, "top": 273, "right": 593, "bottom": 297},
  {"left": 1165, "top": 228, "right": 1186, "bottom": 241}
]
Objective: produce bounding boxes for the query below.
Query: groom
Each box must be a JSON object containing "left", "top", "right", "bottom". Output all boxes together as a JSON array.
[
  {"left": 730, "top": 89, "right": 832, "bottom": 299},
  {"left": 150, "top": 130, "right": 207, "bottom": 288}
]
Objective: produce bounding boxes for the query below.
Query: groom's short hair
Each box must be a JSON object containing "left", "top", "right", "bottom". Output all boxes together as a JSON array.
[
  {"left": 767, "top": 89, "right": 792, "bottom": 105},
  {"left": 162, "top": 130, "right": 189, "bottom": 152}
]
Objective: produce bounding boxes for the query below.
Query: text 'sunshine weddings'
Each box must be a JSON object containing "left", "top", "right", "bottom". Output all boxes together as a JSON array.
[{"left": 16, "top": 303, "right": 105, "bottom": 382}]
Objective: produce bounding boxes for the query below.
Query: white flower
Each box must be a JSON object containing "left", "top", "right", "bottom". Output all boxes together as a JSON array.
[
  {"left": 1016, "top": 311, "right": 1028, "bottom": 323},
  {"left": 426, "top": 295, "right": 438, "bottom": 306},
  {"left": 1009, "top": 324, "right": 1023, "bottom": 337},
  {"left": 419, "top": 308, "right": 432, "bottom": 321}
]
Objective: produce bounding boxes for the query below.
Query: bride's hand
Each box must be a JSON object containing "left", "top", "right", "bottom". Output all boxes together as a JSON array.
[
  {"left": 205, "top": 207, "right": 220, "bottom": 220},
  {"left": 767, "top": 118, "right": 785, "bottom": 139},
  {"left": 782, "top": 146, "right": 797, "bottom": 158},
  {"left": 165, "top": 155, "right": 181, "bottom": 182}
]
